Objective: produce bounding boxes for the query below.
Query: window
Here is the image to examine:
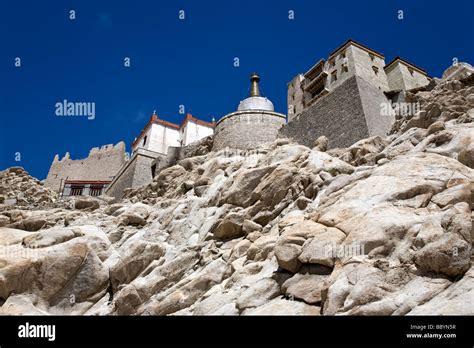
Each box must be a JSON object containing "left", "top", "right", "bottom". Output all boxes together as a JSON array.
[
  {"left": 331, "top": 71, "right": 338, "bottom": 82},
  {"left": 143, "top": 135, "right": 147, "bottom": 146},
  {"left": 339, "top": 51, "right": 346, "bottom": 60},
  {"left": 329, "top": 58, "right": 335, "bottom": 67},
  {"left": 90, "top": 186, "right": 102, "bottom": 197},
  {"left": 341, "top": 64, "right": 348, "bottom": 73},
  {"left": 372, "top": 66, "right": 379, "bottom": 75},
  {"left": 70, "top": 186, "right": 83, "bottom": 196},
  {"left": 369, "top": 53, "right": 375, "bottom": 61},
  {"left": 408, "top": 67, "right": 414, "bottom": 76}
]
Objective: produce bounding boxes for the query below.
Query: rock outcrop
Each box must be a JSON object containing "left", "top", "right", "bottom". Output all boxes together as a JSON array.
[
  {"left": 0, "top": 167, "right": 57, "bottom": 208},
  {"left": 0, "top": 65, "right": 473, "bottom": 315}
]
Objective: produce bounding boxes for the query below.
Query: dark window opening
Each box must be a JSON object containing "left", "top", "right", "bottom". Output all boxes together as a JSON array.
[
  {"left": 90, "top": 186, "right": 102, "bottom": 197},
  {"left": 70, "top": 187, "right": 83, "bottom": 196}
]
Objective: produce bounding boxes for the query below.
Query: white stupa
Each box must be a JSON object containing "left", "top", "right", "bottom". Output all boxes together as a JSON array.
[
  {"left": 213, "top": 72, "right": 286, "bottom": 151},
  {"left": 237, "top": 73, "right": 275, "bottom": 111}
]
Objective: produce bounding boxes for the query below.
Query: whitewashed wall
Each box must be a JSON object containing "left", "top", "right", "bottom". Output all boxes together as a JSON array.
[{"left": 182, "top": 121, "right": 214, "bottom": 146}]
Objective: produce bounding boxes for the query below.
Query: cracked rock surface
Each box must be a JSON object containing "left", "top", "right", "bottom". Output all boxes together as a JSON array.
[{"left": 0, "top": 70, "right": 473, "bottom": 315}]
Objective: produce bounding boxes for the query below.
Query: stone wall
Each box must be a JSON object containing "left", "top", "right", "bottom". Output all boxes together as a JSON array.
[
  {"left": 287, "top": 42, "right": 390, "bottom": 122},
  {"left": 403, "top": 66, "right": 430, "bottom": 90},
  {"left": 385, "top": 63, "right": 406, "bottom": 91},
  {"left": 279, "top": 75, "right": 394, "bottom": 149},
  {"left": 106, "top": 136, "right": 214, "bottom": 200},
  {"left": 105, "top": 148, "right": 162, "bottom": 200},
  {"left": 166, "top": 135, "right": 213, "bottom": 163},
  {"left": 385, "top": 61, "right": 430, "bottom": 91},
  {"left": 152, "top": 150, "right": 177, "bottom": 178},
  {"left": 324, "top": 44, "right": 357, "bottom": 91},
  {"left": 357, "top": 76, "right": 396, "bottom": 137},
  {"left": 287, "top": 74, "right": 305, "bottom": 121},
  {"left": 213, "top": 111, "right": 286, "bottom": 151},
  {"left": 350, "top": 45, "right": 389, "bottom": 91},
  {"left": 44, "top": 142, "right": 127, "bottom": 192}
]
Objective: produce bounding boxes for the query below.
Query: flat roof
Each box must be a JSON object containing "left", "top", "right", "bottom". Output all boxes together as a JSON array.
[
  {"left": 328, "top": 39, "right": 385, "bottom": 59},
  {"left": 384, "top": 56, "right": 428, "bottom": 75}
]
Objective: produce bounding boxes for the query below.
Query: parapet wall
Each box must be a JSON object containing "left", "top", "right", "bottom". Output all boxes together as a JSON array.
[
  {"left": 44, "top": 142, "right": 127, "bottom": 192},
  {"left": 213, "top": 111, "right": 286, "bottom": 151}
]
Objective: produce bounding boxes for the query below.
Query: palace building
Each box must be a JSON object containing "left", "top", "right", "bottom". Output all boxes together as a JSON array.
[
  {"left": 280, "top": 39, "right": 431, "bottom": 148},
  {"left": 45, "top": 39, "right": 435, "bottom": 199}
]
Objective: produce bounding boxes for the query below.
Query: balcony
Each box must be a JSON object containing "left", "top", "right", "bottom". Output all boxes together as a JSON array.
[{"left": 304, "top": 59, "right": 326, "bottom": 81}]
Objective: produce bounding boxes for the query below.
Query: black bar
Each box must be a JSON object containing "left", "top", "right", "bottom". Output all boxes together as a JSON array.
[{"left": 0, "top": 316, "right": 472, "bottom": 346}]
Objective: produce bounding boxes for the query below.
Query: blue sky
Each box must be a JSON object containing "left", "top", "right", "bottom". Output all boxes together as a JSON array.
[{"left": 0, "top": 0, "right": 473, "bottom": 179}]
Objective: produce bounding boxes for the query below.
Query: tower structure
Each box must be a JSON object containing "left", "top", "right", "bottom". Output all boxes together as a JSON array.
[
  {"left": 213, "top": 73, "right": 286, "bottom": 151},
  {"left": 281, "top": 39, "right": 431, "bottom": 149}
]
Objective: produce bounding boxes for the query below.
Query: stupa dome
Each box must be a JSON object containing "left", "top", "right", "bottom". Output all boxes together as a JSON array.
[
  {"left": 237, "top": 73, "right": 275, "bottom": 111},
  {"left": 238, "top": 96, "right": 274, "bottom": 111}
]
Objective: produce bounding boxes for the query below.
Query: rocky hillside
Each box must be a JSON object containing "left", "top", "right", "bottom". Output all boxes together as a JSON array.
[
  {"left": 0, "top": 67, "right": 473, "bottom": 315},
  {"left": 0, "top": 167, "right": 58, "bottom": 208}
]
